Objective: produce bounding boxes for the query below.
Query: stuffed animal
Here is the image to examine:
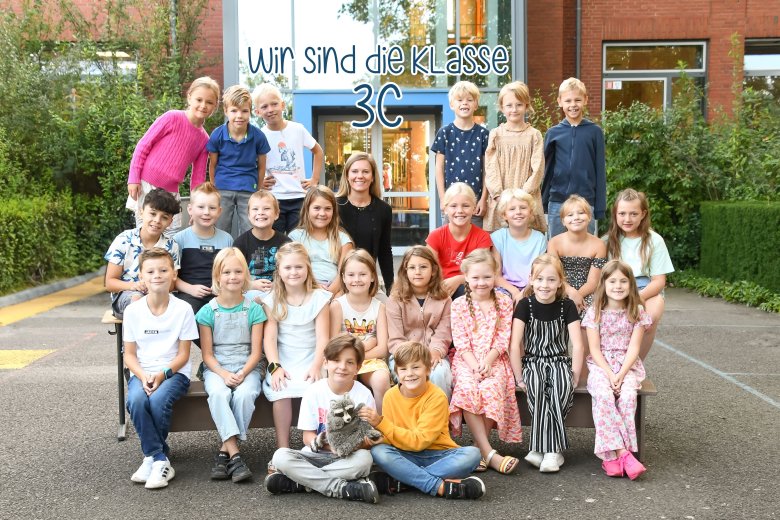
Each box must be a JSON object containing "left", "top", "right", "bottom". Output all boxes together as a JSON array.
[{"left": 311, "top": 394, "right": 382, "bottom": 457}]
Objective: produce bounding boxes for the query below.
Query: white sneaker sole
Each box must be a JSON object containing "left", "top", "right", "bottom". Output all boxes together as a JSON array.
[
  {"left": 524, "top": 451, "right": 543, "bottom": 468},
  {"left": 145, "top": 466, "right": 175, "bottom": 489}
]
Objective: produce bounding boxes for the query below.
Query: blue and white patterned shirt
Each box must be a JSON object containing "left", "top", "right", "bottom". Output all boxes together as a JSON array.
[{"left": 431, "top": 122, "right": 490, "bottom": 199}]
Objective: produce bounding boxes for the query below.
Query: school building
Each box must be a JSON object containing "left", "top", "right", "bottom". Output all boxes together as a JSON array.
[{"left": 13, "top": 0, "right": 779, "bottom": 252}]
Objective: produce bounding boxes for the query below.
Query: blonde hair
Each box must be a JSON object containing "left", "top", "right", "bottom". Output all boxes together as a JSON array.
[
  {"left": 222, "top": 85, "right": 252, "bottom": 110},
  {"left": 393, "top": 341, "right": 432, "bottom": 372},
  {"left": 269, "top": 242, "right": 319, "bottom": 321},
  {"left": 297, "top": 186, "right": 345, "bottom": 263},
  {"left": 190, "top": 181, "right": 221, "bottom": 203},
  {"left": 448, "top": 81, "right": 481, "bottom": 104},
  {"left": 607, "top": 189, "right": 653, "bottom": 274},
  {"left": 460, "top": 249, "right": 501, "bottom": 334},
  {"left": 559, "top": 194, "right": 592, "bottom": 221},
  {"left": 497, "top": 81, "right": 534, "bottom": 114},
  {"left": 338, "top": 249, "right": 378, "bottom": 297},
  {"left": 442, "top": 182, "right": 477, "bottom": 207},
  {"left": 252, "top": 83, "right": 284, "bottom": 105},
  {"left": 390, "top": 245, "right": 447, "bottom": 302},
  {"left": 187, "top": 76, "right": 220, "bottom": 102},
  {"left": 248, "top": 189, "right": 279, "bottom": 213},
  {"left": 496, "top": 188, "right": 535, "bottom": 222},
  {"left": 336, "top": 152, "right": 382, "bottom": 200},
  {"left": 211, "top": 248, "right": 250, "bottom": 295},
  {"left": 522, "top": 253, "right": 568, "bottom": 300},
  {"left": 591, "top": 260, "right": 643, "bottom": 324},
  {"left": 558, "top": 77, "right": 588, "bottom": 97}
]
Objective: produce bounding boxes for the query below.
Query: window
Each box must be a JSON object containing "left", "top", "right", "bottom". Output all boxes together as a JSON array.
[
  {"left": 744, "top": 39, "right": 780, "bottom": 103},
  {"left": 602, "top": 42, "right": 706, "bottom": 112}
]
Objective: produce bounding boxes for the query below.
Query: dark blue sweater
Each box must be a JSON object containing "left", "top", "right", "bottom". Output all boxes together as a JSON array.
[{"left": 542, "top": 119, "right": 606, "bottom": 219}]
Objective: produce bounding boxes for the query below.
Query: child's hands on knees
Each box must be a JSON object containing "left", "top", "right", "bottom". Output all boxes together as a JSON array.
[
  {"left": 304, "top": 363, "right": 323, "bottom": 383},
  {"left": 271, "top": 367, "right": 290, "bottom": 391},
  {"left": 430, "top": 349, "right": 442, "bottom": 370},
  {"left": 144, "top": 372, "right": 163, "bottom": 396},
  {"left": 131, "top": 280, "right": 148, "bottom": 294},
  {"left": 252, "top": 279, "right": 273, "bottom": 293}
]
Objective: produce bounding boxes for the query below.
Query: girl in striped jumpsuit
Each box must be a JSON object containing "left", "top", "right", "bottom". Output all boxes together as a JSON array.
[{"left": 510, "top": 254, "right": 585, "bottom": 473}]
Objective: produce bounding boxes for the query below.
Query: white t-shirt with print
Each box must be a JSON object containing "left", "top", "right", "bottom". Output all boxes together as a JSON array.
[
  {"left": 297, "top": 378, "right": 376, "bottom": 436},
  {"left": 262, "top": 121, "right": 317, "bottom": 200}
]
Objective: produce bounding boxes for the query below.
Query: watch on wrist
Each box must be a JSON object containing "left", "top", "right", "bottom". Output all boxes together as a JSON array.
[
  {"left": 163, "top": 368, "right": 174, "bottom": 380},
  {"left": 268, "top": 362, "right": 282, "bottom": 375}
]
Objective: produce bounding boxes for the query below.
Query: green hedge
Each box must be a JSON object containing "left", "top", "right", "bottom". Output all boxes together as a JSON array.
[
  {"left": 700, "top": 201, "right": 780, "bottom": 292},
  {"left": 0, "top": 195, "right": 81, "bottom": 294}
]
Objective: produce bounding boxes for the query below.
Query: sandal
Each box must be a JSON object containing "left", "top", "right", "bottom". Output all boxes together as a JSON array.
[
  {"left": 474, "top": 458, "right": 488, "bottom": 473},
  {"left": 486, "top": 449, "right": 519, "bottom": 474}
]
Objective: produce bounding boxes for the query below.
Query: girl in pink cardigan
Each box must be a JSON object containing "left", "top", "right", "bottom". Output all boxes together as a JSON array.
[
  {"left": 386, "top": 245, "right": 453, "bottom": 400},
  {"left": 127, "top": 76, "right": 220, "bottom": 234}
]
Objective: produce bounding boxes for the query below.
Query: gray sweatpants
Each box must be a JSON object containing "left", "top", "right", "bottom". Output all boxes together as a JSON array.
[{"left": 272, "top": 447, "right": 373, "bottom": 498}]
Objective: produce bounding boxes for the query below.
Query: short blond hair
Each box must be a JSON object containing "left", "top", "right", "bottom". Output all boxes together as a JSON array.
[
  {"left": 252, "top": 83, "right": 283, "bottom": 106},
  {"left": 211, "top": 248, "right": 250, "bottom": 295},
  {"left": 448, "top": 81, "right": 480, "bottom": 104},
  {"left": 222, "top": 85, "right": 252, "bottom": 110},
  {"left": 558, "top": 77, "right": 588, "bottom": 97},
  {"left": 442, "top": 182, "right": 477, "bottom": 207},
  {"left": 248, "top": 189, "right": 279, "bottom": 213},
  {"left": 497, "top": 188, "right": 535, "bottom": 219},
  {"left": 497, "top": 81, "right": 533, "bottom": 113},
  {"left": 393, "top": 341, "right": 432, "bottom": 372},
  {"left": 559, "top": 194, "right": 592, "bottom": 221}
]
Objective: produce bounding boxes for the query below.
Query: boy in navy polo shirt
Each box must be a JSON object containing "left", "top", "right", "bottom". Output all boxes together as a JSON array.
[
  {"left": 432, "top": 81, "right": 490, "bottom": 227},
  {"left": 208, "top": 85, "right": 271, "bottom": 236}
]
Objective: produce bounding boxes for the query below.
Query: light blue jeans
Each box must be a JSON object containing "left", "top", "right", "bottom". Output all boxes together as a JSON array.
[
  {"left": 273, "top": 447, "right": 373, "bottom": 498},
  {"left": 547, "top": 200, "right": 597, "bottom": 238},
  {"left": 203, "top": 366, "right": 262, "bottom": 441},
  {"left": 217, "top": 190, "right": 252, "bottom": 236},
  {"left": 371, "top": 444, "right": 481, "bottom": 495},
  {"left": 388, "top": 355, "right": 453, "bottom": 402},
  {"left": 127, "top": 373, "right": 190, "bottom": 458}
]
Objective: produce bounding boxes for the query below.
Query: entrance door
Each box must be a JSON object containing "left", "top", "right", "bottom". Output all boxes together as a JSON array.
[{"left": 317, "top": 114, "right": 436, "bottom": 254}]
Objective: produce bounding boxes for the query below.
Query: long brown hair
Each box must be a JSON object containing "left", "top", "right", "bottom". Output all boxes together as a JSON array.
[
  {"left": 591, "top": 260, "right": 643, "bottom": 324},
  {"left": 606, "top": 189, "right": 653, "bottom": 274},
  {"left": 390, "top": 245, "right": 447, "bottom": 302},
  {"left": 522, "top": 253, "right": 567, "bottom": 300},
  {"left": 460, "top": 248, "right": 501, "bottom": 335},
  {"left": 336, "top": 152, "right": 382, "bottom": 200},
  {"left": 269, "top": 242, "right": 319, "bottom": 321},
  {"left": 296, "top": 185, "right": 345, "bottom": 263}
]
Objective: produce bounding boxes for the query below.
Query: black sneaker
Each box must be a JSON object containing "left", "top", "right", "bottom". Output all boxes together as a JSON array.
[
  {"left": 341, "top": 479, "right": 380, "bottom": 504},
  {"left": 442, "top": 476, "right": 486, "bottom": 500},
  {"left": 226, "top": 454, "right": 253, "bottom": 483},
  {"left": 368, "top": 470, "right": 403, "bottom": 495},
  {"left": 264, "top": 472, "right": 307, "bottom": 494},
  {"left": 210, "top": 452, "right": 230, "bottom": 480}
]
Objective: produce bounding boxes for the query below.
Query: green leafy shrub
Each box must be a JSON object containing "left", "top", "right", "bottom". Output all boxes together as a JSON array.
[
  {"left": 699, "top": 201, "right": 780, "bottom": 292},
  {"left": 671, "top": 271, "right": 780, "bottom": 314}
]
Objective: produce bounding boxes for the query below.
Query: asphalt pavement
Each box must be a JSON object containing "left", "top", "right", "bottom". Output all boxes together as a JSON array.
[{"left": 1, "top": 285, "right": 778, "bottom": 519}]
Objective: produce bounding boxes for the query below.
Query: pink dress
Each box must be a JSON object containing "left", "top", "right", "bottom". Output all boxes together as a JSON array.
[
  {"left": 449, "top": 292, "right": 522, "bottom": 443},
  {"left": 582, "top": 307, "right": 652, "bottom": 460}
]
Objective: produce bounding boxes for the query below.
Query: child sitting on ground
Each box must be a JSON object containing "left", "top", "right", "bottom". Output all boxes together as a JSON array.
[
  {"left": 105, "top": 188, "right": 181, "bottom": 319},
  {"left": 360, "top": 341, "right": 485, "bottom": 500},
  {"left": 123, "top": 248, "right": 198, "bottom": 489},
  {"left": 265, "top": 334, "right": 380, "bottom": 504}
]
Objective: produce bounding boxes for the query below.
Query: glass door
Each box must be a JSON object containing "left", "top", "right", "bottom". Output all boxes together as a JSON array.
[{"left": 317, "top": 114, "right": 436, "bottom": 254}]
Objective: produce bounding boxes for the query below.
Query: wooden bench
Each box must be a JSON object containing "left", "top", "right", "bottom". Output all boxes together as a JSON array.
[{"left": 515, "top": 379, "right": 657, "bottom": 461}]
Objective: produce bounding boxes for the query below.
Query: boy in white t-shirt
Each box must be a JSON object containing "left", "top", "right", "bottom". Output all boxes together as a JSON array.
[
  {"left": 253, "top": 83, "right": 324, "bottom": 233},
  {"left": 265, "top": 334, "right": 380, "bottom": 504},
  {"left": 123, "top": 248, "right": 199, "bottom": 489}
]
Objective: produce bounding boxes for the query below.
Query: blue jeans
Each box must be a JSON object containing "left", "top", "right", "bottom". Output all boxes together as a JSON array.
[
  {"left": 547, "top": 200, "right": 597, "bottom": 238},
  {"left": 371, "top": 444, "right": 481, "bottom": 496},
  {"left": 273, "top": 197, "right": 304, "bottom": 234},
  {"left": 217, "top": 190, "right": 252, "bottom": 236},
  {"left": 127, "top": 373, "right": 190, "bottom": 458}
]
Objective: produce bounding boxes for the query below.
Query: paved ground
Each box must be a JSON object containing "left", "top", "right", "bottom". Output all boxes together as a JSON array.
[{"left": 1, "top": 283, "right": 779, "bottom": 519}]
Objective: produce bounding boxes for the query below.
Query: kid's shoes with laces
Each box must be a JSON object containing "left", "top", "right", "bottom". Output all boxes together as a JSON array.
[
  {"left": 145, "top": 459, "right": 175, "bottom": 489},
  {"left": 131, "top": 456, "right": 155, "bottom": 483},
  {"left": 539, "top": 452, "right": 565, "bottom": 473},
  {"left": 368, "top": 470, "right": 404, "bottom": 495},
  {"left": 226, "top": 454, "right": 253, "bottom": 483},
  {"left": 442, "top": 476, "right": 486, "bottom": 500},
  {"left": 341, "top": 479, "right": 380, "bottom": 503},
  {"left": 210, "top": 452, "right": 230, "bottom": 480},
  {"left": 264, "top": 472, "right": 308, "bottom": 494}
]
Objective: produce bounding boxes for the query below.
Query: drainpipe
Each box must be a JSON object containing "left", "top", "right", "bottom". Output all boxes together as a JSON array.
[{"left": 575, "top": 0, "right": 581, "bottom": 78}]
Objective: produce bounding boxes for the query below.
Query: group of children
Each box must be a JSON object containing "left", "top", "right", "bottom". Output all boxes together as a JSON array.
[{"left": 106, "top": 74, "right": 674, "bottom": 501}]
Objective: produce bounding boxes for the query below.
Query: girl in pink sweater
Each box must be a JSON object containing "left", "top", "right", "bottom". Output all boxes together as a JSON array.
[{"left": 127, "top": 76, "right": 220, "bottom": 234}]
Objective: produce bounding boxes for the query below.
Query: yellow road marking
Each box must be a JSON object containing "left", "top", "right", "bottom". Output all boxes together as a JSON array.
[
  {"left": 0, "top": 277, "right": 105, "bottom": 326},
  {"left": 0, "top": 349, "right": 56, "bottom": 369}
]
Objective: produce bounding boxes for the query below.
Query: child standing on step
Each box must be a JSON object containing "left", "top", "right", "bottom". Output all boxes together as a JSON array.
[
  {"left": 582, "top": 260, "right": 651, "bottom": 480},
  {"left": 510, "top": 254, "right": 585, "bottom": 473},
  {"left": 197, "top": 248, "right": 266, "bottom": 483}
]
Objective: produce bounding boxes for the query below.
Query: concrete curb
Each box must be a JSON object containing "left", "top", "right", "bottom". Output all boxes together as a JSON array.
[{"left": 0, "top": 267, "right": 106, "bottom": 309}]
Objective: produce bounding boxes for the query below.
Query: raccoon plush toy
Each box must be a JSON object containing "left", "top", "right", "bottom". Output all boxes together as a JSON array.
[{"left": 311, "top": 395, "right": 382, "bottom": 458}]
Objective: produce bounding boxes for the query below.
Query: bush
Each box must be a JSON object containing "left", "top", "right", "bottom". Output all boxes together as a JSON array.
[
  {"left": 671, "top": 271, "right": 780, "bottom": 314},
  {"left": 699, "top": 201, "right": 780, "bottom": 292}
]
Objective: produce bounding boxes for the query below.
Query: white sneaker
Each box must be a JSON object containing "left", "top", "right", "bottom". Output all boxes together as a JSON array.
[
  {"left": 145, "top": 459, "right": 175, "bottom": 489},
  {"left": 130, "top": 456, "right": 154, "bottom": 483},
  {"left": 524, "top": 451, "right": 544, "bottom": 468},
  {"left": 539, "top": 452, "right": 564, "bottom": 473}
]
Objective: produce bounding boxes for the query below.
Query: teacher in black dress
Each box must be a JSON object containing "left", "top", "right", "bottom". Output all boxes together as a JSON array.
[{"left": 336, "top": 152, "right": 394, "bottom": 293}]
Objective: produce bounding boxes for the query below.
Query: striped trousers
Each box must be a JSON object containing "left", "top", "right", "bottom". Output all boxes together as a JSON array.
[{"left": 522, "top": 356, "right": 574, "bottom": 453}]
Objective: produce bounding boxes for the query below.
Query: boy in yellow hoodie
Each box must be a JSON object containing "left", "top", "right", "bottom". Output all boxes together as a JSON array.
[{"left": 358, "top": 341, "right": 485, "bottom": 499}]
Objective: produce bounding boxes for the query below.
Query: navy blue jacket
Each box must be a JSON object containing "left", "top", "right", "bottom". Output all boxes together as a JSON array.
[{"left": 542, "top": 119, "right": 606, "bottom": 219}]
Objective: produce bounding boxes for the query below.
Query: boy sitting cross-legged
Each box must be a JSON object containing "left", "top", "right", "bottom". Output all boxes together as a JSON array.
[
  {"left": 123, "top": 248, "right": 198, "bottom": 489},
  {"left": 264, "top": 334, "right": 380, "bottom": 504},
  {"left": 359, "top": 341, "right": 485, "bottom": 500}
]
